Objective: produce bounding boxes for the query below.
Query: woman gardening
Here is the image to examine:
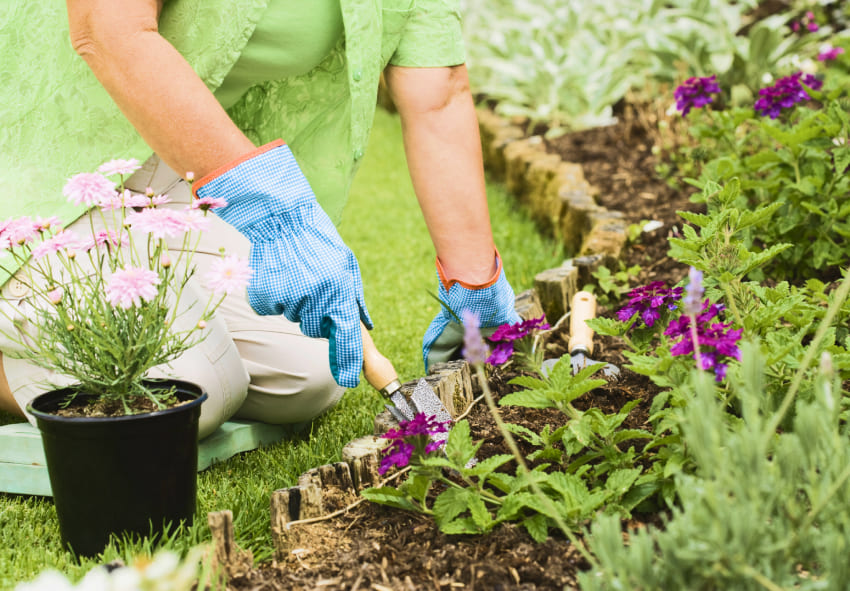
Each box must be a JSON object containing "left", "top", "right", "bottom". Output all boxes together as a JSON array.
[{"left": 0, "top": 0, "right": 520, "bottom": 437}]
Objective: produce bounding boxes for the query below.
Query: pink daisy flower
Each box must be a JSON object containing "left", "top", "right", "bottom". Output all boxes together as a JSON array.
[
  {"left": 32, "top": 230, "right": 82, "bottom": 259},
  {"left": 105, "top": 266, "right": 161, "bottom": 309},
  {"left": 97, "top": 159, "right": 141, "bottom": 177},
  {"left": 146, "top": 194, "right": 172, "bottom": 207},
  {"left": 124, "top": 208, "right": 188, "bottom": 239},
  {"left": 81, "top": 230, "right": 128, "bottom": 252},
  {"left": 204, "top": 255, "right": 251, "bottom": 295},
  {"left": 1, "top": 217, "right": 40, "bottom": 246},
  {"left": 175, "top": 208, "right": 211, "bottom": 232},
  {"left": 191, "top": 197, "right": 228, "bottom": 211},
  {"left": 63, "top": 173, "right": 116, "bottom": 207},
  {"left": 34, "top": 216, "right": 62, "bottom": 232}
]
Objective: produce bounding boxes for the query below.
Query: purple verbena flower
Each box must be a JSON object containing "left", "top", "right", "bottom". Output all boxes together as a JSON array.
[
  {"left": 617, "top": 281, "right": 684, "bottom": 329},
  {"left": 664, "top": 301, "right": 741, "bottom": 382},
  {"left": 754, "top": 72, "right": 822, "bottom": 119},
  {"left": 485, "top": 315, "right": 550, "bottom": 366},
  {"left": 378, "top": 413, "right": 451, "bottom": 475},
  {"left": 487, "top": 341, "right": 514, "bottom": 366},
  {"left": 674, "top": 75, "right": 721, "bottom": 116}
]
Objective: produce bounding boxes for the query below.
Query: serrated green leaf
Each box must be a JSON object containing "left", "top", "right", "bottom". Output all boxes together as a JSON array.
[
  {"left": 612, "top": 429, "right": 654, "bottom": 444},
  {"left": 523, "top": 514, "right": 549, "bottom": 543},
  {"left": 439, "top": 516, "right": 479, "bottom": 535},
  {"left": 605, "top": 468, "right": 642, "bottom": 495},
  {"left": 463, "top": 454, "right": 514, "bottom": 477},
  {"left": 445, "top": 419, "right": 479, "bottom": 467},
  {"left": 360, "top": 487, "right": 421, "bottom": 512},
  {"left": 468, "top": 494, "right": 493, "bottom": 530},
  {"left": 433, "top": 487, "right": 471, "bottom": 526}
]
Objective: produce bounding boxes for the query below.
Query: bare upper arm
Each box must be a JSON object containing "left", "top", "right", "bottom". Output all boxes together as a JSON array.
[
  {"left": 384, "top": 65, "right": 470, "bottom": 116},
  {"left": 66, "top": 0, "right": 162, "bottom": 57}
]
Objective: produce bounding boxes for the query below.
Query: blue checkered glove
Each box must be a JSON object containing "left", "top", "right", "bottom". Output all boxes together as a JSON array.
[
  {"left": 194, "top": 140, "right": 372, "bottom": 388},
  {"left": 422, "top": 252, "right": 520, "bottom": 371}
]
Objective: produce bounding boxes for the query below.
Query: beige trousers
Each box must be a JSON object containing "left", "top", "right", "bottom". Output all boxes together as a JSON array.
[{"left": 0, "top": 156, "right": 344, "bottom": 439}]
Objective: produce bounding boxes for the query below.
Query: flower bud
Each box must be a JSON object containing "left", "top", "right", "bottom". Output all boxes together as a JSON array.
[
  {"left": 185, "top": 171, "right": 195, "bottom": 182},
  {"left": 160, "top": 253, "right": 172, "bottom": 268},
  {"left": 66, "top": 324, "right": 75, "bottom": 332},
  {"left": 197, "top": 320, "right": 207, "bottom": 329},
  {"left": 47, "top": 288, "right": 62, "bottom": 305}
]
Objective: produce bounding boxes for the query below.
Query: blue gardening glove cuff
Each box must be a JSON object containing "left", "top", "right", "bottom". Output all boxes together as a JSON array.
[
  {"left": 422, "top": 251, "right": 520, "bottom": 371},
  {"left": 194, "top": 141, "right": 372, "bottom": 388}
]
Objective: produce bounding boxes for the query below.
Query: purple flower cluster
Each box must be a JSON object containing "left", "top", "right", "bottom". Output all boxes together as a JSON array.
[
  {"left": 378, "top": 413, "right": 451, "bottom": 475},
  {"left": 485, "top": 316, "right": 549, "bottom": 365},
  {"left": 674, "top": 75, "right": 722, "bottom": 116},
  {"left": 617, "top": 282, "right": 684, "bottom": 329},
  {"left": 790, "top": 11, "right": 819, "bottom": 33},
  {"left": 818, "top": 46, "right": 845, "bottom": 62},
  {"left": 754, "top": 72, "right": 823, "bottom": 119},
  {"left": 664, "top": 301, "right": 742, "bottom": 381}
]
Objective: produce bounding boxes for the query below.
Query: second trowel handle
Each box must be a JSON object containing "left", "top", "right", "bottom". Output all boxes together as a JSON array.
[
  {"left": 360, "top": 321, "right": 402, "bottom": 397},
  {"left": 568, "top": 291, "right": 597, "bottom": 355}
]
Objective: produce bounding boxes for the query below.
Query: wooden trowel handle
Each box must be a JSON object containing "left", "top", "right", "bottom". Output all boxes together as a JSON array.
[
  {"left": 361, "top": 321, "right": 400, "bottom": 395},
  {"left": 568, "top": 291, "right": 597, "bottom": 355}
]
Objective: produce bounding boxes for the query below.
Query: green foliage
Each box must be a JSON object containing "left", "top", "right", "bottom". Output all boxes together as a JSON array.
[
  {"left": 460, "top": 0, "right": 827, "bottom": 133},
  {"left": 683, "top": 92, "right": 850, "bottom": 279},
  {"left": 588, "top": 263, "right": 641, "bottom": 306},
  {"left": 580, "top": 343, "right": 850, "bottom": 590}
]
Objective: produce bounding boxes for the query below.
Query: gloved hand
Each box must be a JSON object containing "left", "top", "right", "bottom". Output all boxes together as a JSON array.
[
  {"left": 422, "top": 251, "right": 520, "bottom": 371},
  {"left": 193, "top": 140, "right": 372, "bottom": 388}
]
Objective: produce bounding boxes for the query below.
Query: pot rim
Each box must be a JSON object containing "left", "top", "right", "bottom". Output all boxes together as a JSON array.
[{"left": 26, "top": 378, "right": 208, "bottom": 425}]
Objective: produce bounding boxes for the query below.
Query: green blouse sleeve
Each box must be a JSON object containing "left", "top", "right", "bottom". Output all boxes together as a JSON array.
[{"left": 389, "top": 0, "right": 466, "bottom": 67}]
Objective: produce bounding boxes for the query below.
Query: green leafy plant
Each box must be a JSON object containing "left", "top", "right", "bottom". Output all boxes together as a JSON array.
[
  {"left": 588, "top": 262, "right": 642, "bottom": 306},
  {"left": 682, "top": 88, "right": 850, "bottom": 279}
]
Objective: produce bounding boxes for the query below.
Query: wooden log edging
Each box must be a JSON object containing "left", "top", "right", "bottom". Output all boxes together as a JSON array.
[{"left": 476, "top": 108, "right": 628, "bottom": 267}]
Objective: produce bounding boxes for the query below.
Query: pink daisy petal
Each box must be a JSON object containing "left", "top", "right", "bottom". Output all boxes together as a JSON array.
[
  {"left": 97, "top": 159, "right": 141, "bottom": 177},
  {"left": 191, "top": 197, "right": 228, "bottom": 211},
  {"left": 105, "top": 267, "right": 161, "bottom": 309},
  {"left": 204, "top": 255, "right": 252, "bottom": 295},
  {"left": 63, "top": 173, "right": 116, "bottom": 207},
  {"left": 31, "top": 230, "right": 82, "bottom": 259}
]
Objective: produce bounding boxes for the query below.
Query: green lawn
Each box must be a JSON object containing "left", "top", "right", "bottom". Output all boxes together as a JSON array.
[{"left": 0, "top": 108, "right": 565, "bottom": 589}]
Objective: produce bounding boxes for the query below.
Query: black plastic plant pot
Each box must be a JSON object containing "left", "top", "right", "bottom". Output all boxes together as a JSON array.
[{"left": 27, "top": 379, "right": 207, "bottom": 558}]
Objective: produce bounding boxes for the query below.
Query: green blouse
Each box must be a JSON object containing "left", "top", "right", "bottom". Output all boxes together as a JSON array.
[{"left": 0, "top": 0, "right": 465, "bottom": 271}]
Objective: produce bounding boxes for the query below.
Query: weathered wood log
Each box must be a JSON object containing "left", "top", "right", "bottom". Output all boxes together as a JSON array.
[
  {"left": 341, "top": 435, "right": 385, "bottom": 491},
  {"left": 298, "top": 461, "right": 355, "bottom": 492},
  {"left": 534, "top": 260, "right": 579, "bottom": 324},
  {"left": 416, "top": 360, "right": 473, "bottom": 418},
  {"left": 514, "top": 288, "right": 546, "bottom": 322},
  {"left": 207, "top": 510, "right": 253, "bottom": 579}
]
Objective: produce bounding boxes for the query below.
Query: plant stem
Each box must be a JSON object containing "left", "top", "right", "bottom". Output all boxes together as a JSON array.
[
  {"left": 761, "top": 266, "right": 850, "bottom": 447},
  {"left": 473, "top": 364, "right": 598, "bottom": 567}
]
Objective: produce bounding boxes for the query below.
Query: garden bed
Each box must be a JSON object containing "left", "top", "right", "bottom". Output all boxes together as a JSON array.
[{"left": 223, "top": 100, "right": 689, "bottom": 590}]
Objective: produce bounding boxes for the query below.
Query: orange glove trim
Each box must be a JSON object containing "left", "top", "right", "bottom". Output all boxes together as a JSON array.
[
  {"left": 435, "top": 248, "right": 503, "bottom": 291},
  {"left": 191, "top": 139, "right": 286, "bottom": 199}
]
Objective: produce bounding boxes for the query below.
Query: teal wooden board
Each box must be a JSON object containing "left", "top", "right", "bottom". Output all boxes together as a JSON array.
[{"left": 0, "top": 420, "right": 291, "bottom": 497}]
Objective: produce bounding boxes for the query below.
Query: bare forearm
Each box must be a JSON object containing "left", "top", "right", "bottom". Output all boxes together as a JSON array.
[
  {"left": 66, "top": 0, "right": 254, "bottom": 178},
  {"left": 385, "top": 65, "right": 496, "bottom": 284}
]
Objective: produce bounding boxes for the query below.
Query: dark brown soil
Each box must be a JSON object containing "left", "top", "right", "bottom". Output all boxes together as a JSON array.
[{"left": 227, "top": 101, "right": 696, "bottom": 590}]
